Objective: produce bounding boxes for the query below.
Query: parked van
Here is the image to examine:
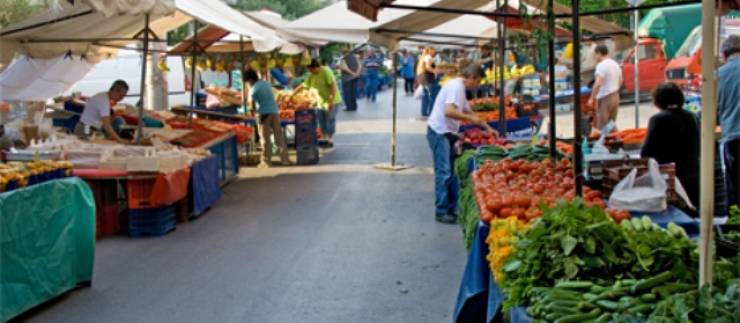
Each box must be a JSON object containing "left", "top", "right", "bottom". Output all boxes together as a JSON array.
[{"left": 67, "top": 49, "right": 188, "bottom": 106}]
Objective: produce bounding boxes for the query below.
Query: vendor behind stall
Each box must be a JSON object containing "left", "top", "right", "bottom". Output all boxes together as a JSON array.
[
  {"left": 427, "top": 65, "right": 494, "bottom": 224},
  {"left": 74, "top": 80, "right": 128, "bottom": 142},
  {"left": 641, "top": 82, "right": 699, "bottom": 207}
]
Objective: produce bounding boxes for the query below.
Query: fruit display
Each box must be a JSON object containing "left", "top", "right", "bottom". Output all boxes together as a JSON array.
[
  {"left": 605, "top": 128, "right": 648, "bottom": 148},
  {"left": 0, "top": 161, "right": 74, "bottom": 192},
  {"left": 275, "top": 88, "right": 318, "bottom": 111},
  {"left": 460, "top": 128, "right": 503, "bottom": 146},
  {"left": 471, "top": 158, "right": 626, "bottom": 224}
]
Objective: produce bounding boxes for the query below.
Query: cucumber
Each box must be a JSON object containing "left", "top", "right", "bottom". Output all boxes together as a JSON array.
[
  {"left": 598, "top": 286, "right": 631, "bottom": 300},
  {"left": 554, "top": 308, "right": 602, "bottom": 323},
  {"left": 640, "top": 293, "right": 657, "bottom": 302},
  {"left": 545, "top": 300, "right": 581, "bottom": 309},
  {"left": 548, "top": 306, "right": 580, "bottom": 316},
  {"left": 555, "top": 281, "right": 594, "bottom": 290},
  {"left": 593, "top": 313, "right": 613, "bottom": 323},
  {"left": 589, "top": 285, "right": 607, "bottom": 294},
  {"left": 627, "top": 303, "right": 653, "bottom": 314},
  {"left": 583, "top": 293, "right": 599, "bottom": 302},
  {"left": 595, "top": 300, "right": 619, "bottom": 311},
  {"left": 631, "top": 271, "right": 674, "bottom": 294},
  {"left": 621, "top": 279, "right": 638, "bottom": 286},
  {"left": 631, "top": 218, "right": 644, "bottom": 231},
  {"left": 652, "top": 283, "right": 696, "bottom": 298}
]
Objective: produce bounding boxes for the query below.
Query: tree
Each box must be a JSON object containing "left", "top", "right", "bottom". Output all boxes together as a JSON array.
[
  {"left": 0, "top": 0, "right": 41, "bottom": 29},
  {"left": 230, "top": 0, "right": 333, "bottom": 20},
  {"left": 553, "top": 0, "right": 673, "bottom": 29}
]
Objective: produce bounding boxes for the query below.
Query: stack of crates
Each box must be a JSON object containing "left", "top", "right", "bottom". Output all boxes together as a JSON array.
[
  {"left": 85, "top": 180, "right": 121, "bottom": 239},
  {"left": 125, "top": 179, "right": 176, "bottom": 237},
  {"left": 295, "top": 109, "right": 319, "bottom": 165}
]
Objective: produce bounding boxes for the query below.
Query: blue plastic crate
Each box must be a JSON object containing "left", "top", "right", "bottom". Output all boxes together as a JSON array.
[{"left": 126, "top": 206, "right": 176, "bottom": 237}]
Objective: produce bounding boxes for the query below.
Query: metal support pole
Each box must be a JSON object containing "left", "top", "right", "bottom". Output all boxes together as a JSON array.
[
  {"left": 548, "top": 0, "right": 557, "bottom": 157},
  {"left": 572, "top": 0, "right": 584, "bottom": 197},
  {"left": 135, "top": 14, "right": 150, "bottom": 145},
  {"left": 391, "top": 51, "right": 399, "bottom": 167},
  {"left": 188, "top": 20, "right": 199, "bottom": 127},
  {"left": 240, "top": 36, "right": 247, "bottom": 114},
  {"left": 633, "top": 8, "right": 641, "bottom": 128},
  {"left": 698, "top": 0, "right": 717, "bottom": 287},
  {"left": 497, "top": 0, "right": 507, "bottom": 136}
]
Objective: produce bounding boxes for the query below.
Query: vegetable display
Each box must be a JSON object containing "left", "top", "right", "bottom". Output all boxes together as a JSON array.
[
  {"left": 605, "top": 128, "right": 648, "bottom": 147},
  {"left": 500, "top": 201, "right": 696, "bottom": 311},
  {"left": 486, "top": 217, "right": 528, "bottom": 281},
  {"left": 460, "top": 128, "right": 503, "bottom": 147}
]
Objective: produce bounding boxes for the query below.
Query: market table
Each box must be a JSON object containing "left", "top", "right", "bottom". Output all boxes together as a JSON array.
[
  {"left": 0, "top": 178, "right": 95, "bottom": 321},
  {"left": 453, "top": 205, "right": 699, "bottom": 323}
]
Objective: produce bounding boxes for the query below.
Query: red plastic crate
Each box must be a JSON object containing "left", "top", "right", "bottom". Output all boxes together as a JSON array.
[{"left": 127, "top": 178, "right": 164, "bottom": 209}]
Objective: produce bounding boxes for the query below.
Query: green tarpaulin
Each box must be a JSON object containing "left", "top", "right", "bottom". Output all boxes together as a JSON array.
[{"left": 1, "top": 178, "right": 95, "bottom": 321}]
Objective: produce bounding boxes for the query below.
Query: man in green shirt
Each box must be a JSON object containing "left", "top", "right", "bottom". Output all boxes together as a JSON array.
[
  {"left": 244, "top": 69, "right": 291, "bottom": 168},
  {"left": 296, "top": 59, "right": 342, "bottom": 147}
]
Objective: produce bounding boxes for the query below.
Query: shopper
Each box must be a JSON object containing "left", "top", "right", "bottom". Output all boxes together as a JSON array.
[
  {"left": 641, "top": 82, "right": 699, "bottom": 207},
  {"left": 587, "top": 44, "right": 622, "bottom": 131},
  {"left": 244, "top": 69, "right": 291, "bottom": 168},
  {"left": 718, "top": 35, "right": 740, "bottom": 206},
  {"left": 418, "top": 47, "right": 439, "bottom": 117},
  {"left": 296, "top": 59, "right": 341, "bottom": 147},
  {"left": 427, "top": 65, "right": 495, "bottom": 224},
  {"left": 74, "top": 80, "right": 128, "bottom": 143},
  {"left": 339, "top": 46, "right": 362, "bottom": 111},
  {"left": 363, "top": 49, "right": 382, "bottom": 103},
  {"left": 400, "top": 49, "right": 416, "bottom": 95}
]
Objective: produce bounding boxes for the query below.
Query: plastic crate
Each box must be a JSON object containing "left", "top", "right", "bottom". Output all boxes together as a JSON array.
[
  {"left": 175, "top": 198, "right": 191, "bottom": 223},
  {"left": 125, "top": 206, "right": 176, "bottom": 237},
  {"left": 297, "top": 146, "right": 319, "bottom": 165},
  {"left": 127, "top": 178, "right": 163, "bottom": 209}
]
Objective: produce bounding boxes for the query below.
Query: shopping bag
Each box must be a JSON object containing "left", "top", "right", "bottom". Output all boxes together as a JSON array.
[
  {"left": 414, "top": 85, "right": 424, "bottom": 100},
  {"left": 608, "top": 158, "right": 667, "bottom": 212}
]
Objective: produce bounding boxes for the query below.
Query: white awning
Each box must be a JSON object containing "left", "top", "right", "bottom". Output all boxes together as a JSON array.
[
  {"left": 0, "top": 0, "right": 283, "bottom": 67},
  {"left": 0, "top": 55, "right": 99, "bottom": 102}
]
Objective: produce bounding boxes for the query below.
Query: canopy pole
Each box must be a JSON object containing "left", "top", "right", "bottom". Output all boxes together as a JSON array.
[
  {"left": 572, "top": 0, "right": 584, "bottom": 197},
  {"left": 391, "top": 50, "right": 399, "bottom": 167},
  {"left": 497, "top": 0, "right": 507, "bottom": 136},
  {"left": 698, "top": 0, "right": 717, "bottom": 287},
  {"left": 188, "top": 20, "right": 199, "bottom": 127},
  {"left": 135, "top": 13, "right": 150, "bottom": 145},
  {"left": 548, "top": 0, "right": 557, "bottom": 157},
  {"left": 240, "top": 36, "right": 247, "bottom": 114},
  {"left": 633, "top": 7, "right": 640, "bottom": 128}
]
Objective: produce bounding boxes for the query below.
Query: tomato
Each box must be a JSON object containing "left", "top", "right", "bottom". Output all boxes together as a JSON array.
[{"left": 500, "top": 207, "right": 513, "bottom": 218}]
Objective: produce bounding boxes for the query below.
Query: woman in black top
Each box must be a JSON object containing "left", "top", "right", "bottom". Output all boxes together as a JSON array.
[{"left": 641, "top": 82, "right": 699, "bottom": 207}]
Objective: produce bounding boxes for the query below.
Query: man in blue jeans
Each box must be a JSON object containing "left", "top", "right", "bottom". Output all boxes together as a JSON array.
[{"left": 427, "top": 65, "right": 494, "bottom": 224}]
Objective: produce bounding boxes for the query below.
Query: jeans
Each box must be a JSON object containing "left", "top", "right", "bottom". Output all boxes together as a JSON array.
[
  {"left": 364, "top": 72, "right": 379, "bottom": 102},
  {"left": 342, "top": 78, "right": 359, "bottom": 111},
  {"left": 724, "top": 138, "right": 740, "bottom": 206},
  {"left": 427, "top": 127, "right": 459, "bottom": 216},
  {"left": 421, "top": 82, "right": 440, "bottom": 117},
  {"left": 317, "top": 107, "right": 338, "bottom": 138},
  {"left": 404, "top": 77, "right": 415, "bottom": 94}
]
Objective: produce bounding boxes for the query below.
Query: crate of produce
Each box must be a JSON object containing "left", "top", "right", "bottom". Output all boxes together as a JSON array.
[
  {"left": 601, "top": 159, "right": 678, "bottom": 202},
  {"left": 125, "top": 206, "right": 176, "bottom": 237}
]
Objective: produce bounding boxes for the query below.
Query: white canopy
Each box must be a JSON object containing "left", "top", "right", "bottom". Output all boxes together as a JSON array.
[
  {"left": 279, "top": 0, "right": 435, "bottom": 45},
  {"left": 0, "top": 0, "right": 283, "bottom": 67},
  {"left": 0, "top": 55, "right": 99, "bottom": 101}
]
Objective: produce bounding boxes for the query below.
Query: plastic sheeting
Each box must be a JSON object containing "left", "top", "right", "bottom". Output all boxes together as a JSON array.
[
  {"left": 0, "top": 178, "right": 95, "bottom": 322},
  {"left": 83, "top": 0, "right": 176, "bottom": 17},
  {"left": 151, "top": 167, "right": 191, "bottom": 206},
  {"left": 191, "top": 155, "right": 221, "bottom": 216},
  {"left": 0, "top": 55, "right": 97, "bottom": 101}
]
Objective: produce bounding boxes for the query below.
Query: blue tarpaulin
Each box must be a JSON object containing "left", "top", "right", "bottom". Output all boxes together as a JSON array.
[{"left": 191, "top": 155, "right": 222, "bottom": 216}]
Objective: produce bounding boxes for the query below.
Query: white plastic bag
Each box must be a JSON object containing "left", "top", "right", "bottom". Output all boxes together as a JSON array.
[
  {"left": 608, "top": 159, "right": 667, "bottom": 212},
  {"left": 414, "top": 85, "right": 424, "bottom": 100}
]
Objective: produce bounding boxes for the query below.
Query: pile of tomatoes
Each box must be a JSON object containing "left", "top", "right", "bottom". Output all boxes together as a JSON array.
[
  {"left": 472, "top": 158, "right": 628, "bottom": 224},
  {"left": 461, "top": 128, "right": 503, "bottom": 146}
]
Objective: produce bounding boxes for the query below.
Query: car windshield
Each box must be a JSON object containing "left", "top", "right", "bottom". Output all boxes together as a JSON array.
[{"left": 675, "top": 27, "right": 702, "bottom": 57}]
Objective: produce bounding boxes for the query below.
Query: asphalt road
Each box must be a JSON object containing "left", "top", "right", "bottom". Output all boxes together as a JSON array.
[{"left": 21, "top": 87, "right": 467, "bottom": 323}]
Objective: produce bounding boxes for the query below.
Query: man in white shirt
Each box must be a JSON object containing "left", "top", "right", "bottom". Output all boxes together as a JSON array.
[
  {"left": 74, "top": 80, "right": 128, "bottom": 142},
  {"left": 588, "top": 45, "right": 622, "bottom": 130},
  {"left": 427, "top": 65, "right": 495, "bottom": 224}
]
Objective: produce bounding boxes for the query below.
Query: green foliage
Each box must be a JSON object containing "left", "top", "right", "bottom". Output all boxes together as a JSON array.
[
  {"left": 552, "top": 0, "right": 675, "bottom": 29},
  {"left": 0, "top": 0, "right": 42, "bottom": 29}
]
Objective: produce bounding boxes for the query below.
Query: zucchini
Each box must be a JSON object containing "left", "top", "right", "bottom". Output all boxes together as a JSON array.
[
  {"left": 554, "top": 308, "right": 602, "bottom": 323},
  {"left": 631, "top": 271, "right": 674, "bottom": 294},
  {"left": 555, "top": 281, "right": 594, "bottom": 290}
]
